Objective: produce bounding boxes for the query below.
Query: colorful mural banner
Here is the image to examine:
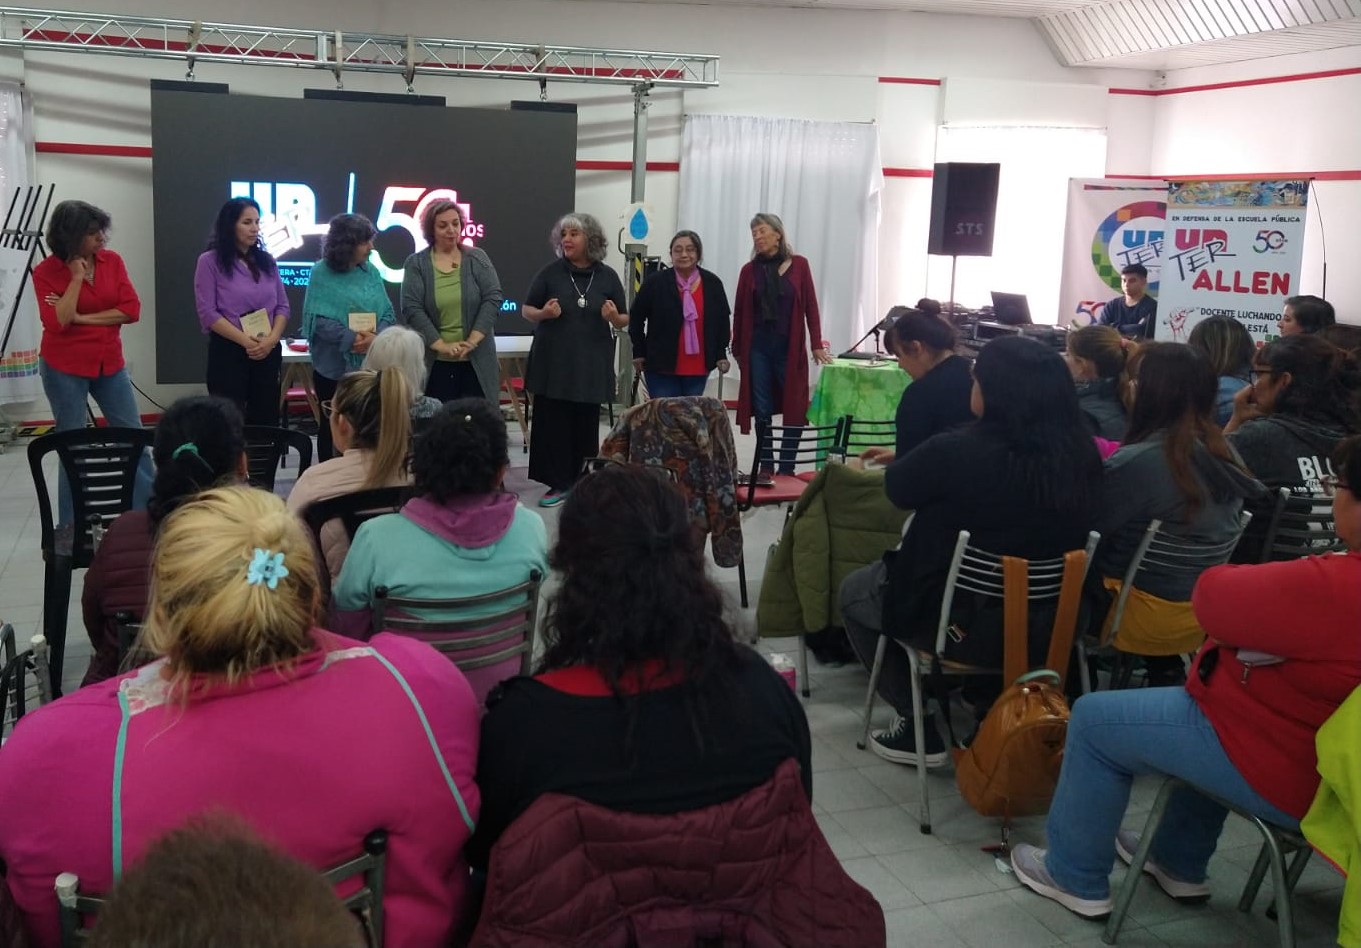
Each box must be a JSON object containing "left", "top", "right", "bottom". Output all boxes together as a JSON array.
[
  {"left": 1059, "top": 179, "right": 1167, "bottom": 328},
  {"left": 1154, "top": 179, "right": 1309, "bottom": 344},
  {"left": 0, "top": 243, "right": 41, "bottom": 404}
]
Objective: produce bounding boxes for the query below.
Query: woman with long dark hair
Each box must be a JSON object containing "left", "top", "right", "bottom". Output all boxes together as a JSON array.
[
  {"left": 1187, "top": 316, "right": 1254, "bottom": 426},
  {"left": 303, "top": 213, "right": 395, "bottom": 461},
  {"left": 80, "top": 396, "right": 247, "bottom": 686},
  {"left": 1065, "top": 325, "right": 1132, "bottom": 441},
  {"left": 193, "top": 197, "right": 290, "bottom": 425},
  {"left": 468, "top": 464, "right": 811, "bottom": 869},
  {"left": 1226, "top": 333, "right": 1361, "bottom": 491},
  {"left": 1090, "top": 343, "right": 1264, "bottom": 680},
  {"left": 841, "top": 335, "right": 1102, "bottom": 766}
]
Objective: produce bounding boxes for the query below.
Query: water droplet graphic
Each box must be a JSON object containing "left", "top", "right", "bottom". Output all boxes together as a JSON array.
[{"left": 629, "top": 208, "right": 649, "bottom": 240}]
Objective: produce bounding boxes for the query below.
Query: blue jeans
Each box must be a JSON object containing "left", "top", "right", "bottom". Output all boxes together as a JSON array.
[
  {"left": 645, "top": 372, "right": 707, "bottom": 398},
  {"left": 1044, "top": 687, "right": 1298, "bottom": 900},
  {"left": 39, "top": 361, "right": 153, "bottom": 527},
  {"left": 747, "top": 332, "right": 799, "bottom": 474}
]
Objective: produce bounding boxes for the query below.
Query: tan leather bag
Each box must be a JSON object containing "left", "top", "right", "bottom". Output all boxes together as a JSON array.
[{"left": 953, "top": 550, "right": 1087, "bottom": 819}]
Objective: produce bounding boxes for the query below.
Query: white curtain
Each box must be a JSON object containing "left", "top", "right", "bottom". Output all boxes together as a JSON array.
[
  {"left": 926, "top": 126, "right": 1107, "bottom": 324},
  {"left": 678, "top": 115, "right": 883, "bottom": 355},
  {"left": 0, "top": 80, "right": 39, "bottom": 405}
]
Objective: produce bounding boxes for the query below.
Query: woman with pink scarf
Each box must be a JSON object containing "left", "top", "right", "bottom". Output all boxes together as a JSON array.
[{"left": 628, "top": 230, "right": 732, "bottom": 398}]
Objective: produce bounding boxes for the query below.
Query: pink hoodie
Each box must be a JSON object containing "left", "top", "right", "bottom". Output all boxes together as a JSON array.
[{"left": 0, "top": 630, "right": 480, "bottom": 948}]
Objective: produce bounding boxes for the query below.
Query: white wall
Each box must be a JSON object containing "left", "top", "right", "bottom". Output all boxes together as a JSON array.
[
  {"left": 1145, "top": 45, "right": 1361, "bottom": 323},
  {"left": 6, "top": 0, "right": 1153, "bottom": 418}
]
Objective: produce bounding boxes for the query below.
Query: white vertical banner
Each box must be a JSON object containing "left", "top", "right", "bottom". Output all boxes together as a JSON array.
[
  {"left": 1058, "top": 179, "right": 1166, "bottom": 328},
  {"left": 0, "top": 80, "right": 39, "bottom": 405},
  {"left": 1155, "top": 179, "right": 1309, "bottom": 344}
]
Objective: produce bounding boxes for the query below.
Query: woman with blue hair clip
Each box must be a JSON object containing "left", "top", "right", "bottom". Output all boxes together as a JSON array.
[{"left": 0, "top": 486, "right": 482, "bottom": 948}]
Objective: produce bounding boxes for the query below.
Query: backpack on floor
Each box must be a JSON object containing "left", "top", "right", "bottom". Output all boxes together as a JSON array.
[
  {"left": 954, "top": 669, "right": 1069, "bottom": 818},
  {"left": 950, "top": 549, "right": 1087, "bottom": 820}
]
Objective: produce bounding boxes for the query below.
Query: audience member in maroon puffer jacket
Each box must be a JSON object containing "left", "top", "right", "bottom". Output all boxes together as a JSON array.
[
  {"left": 467, "top": 466, "right": 885, "bottom": 946},
  {"left": 79, "top": 396, "right": 246, "bottom": 685}
]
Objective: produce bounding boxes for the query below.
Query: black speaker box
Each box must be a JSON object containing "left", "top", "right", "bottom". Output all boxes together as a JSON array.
[{"left": 928, "top": 162, "right": 1000, "bottom": 257}]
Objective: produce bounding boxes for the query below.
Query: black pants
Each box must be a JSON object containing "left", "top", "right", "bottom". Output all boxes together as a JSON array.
[
  {"left": 206, "top": 332, "right": 282, "bottom": 426},
  {"left": 528, "top": 394, "right": 600, "bottom": 491},
  {"left": 313, "top": 371, "right": 339, "bottom": 462},
  {"left": 427, "top": 361, "right": 483, "bottom": 403}
]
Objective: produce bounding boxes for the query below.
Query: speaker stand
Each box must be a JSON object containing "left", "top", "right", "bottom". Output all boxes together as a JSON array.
[{"left": 947, "top": 255, "right": 959, "bottom": 318}]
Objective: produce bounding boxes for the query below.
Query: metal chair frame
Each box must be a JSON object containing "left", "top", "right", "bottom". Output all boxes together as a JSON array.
[
  {"left": 1258, "top": 487, "right": 1346, "bottom": 562},
  {"left": 242, "top": 424, "right": 314, "bottom": 492},
  {"left": 857, "top": 529, "right": 1099, "bottom": 833},
  {"left": 28, "top": 427, "right": 154, "bottom": 696},
  {"left": 838, "top": 414, "right": 896, "bottom": 456},
  {"left": 1104, "top": 778, "right": 1311, "bottom": 948},
  {"left": 55, "top": 830, "right": 389, "bottom": 947},
  {"left": 0, "top": 630, "right": 54, "bottom": 741},
  {"left": 372, "top": 571, "right": 544, "bottom": 680},
  {"left": 1076, "top": 513, "right": 1250, "bottom": 693}
]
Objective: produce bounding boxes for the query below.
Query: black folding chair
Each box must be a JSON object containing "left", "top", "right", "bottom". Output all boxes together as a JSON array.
[
  {"left": 242, "top": 425, "right": 314, "bottom": 492},
  {"left": 301, "top": 487, "right": 410, "bottom": 598},
  {"left": 28, "top": 427, "right": 153, "bottom": 696}
]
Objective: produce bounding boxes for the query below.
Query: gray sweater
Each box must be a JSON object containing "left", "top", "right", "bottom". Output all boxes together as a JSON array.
[
  {"left": 1094, "top": 436, "right": 1265, "bottom": 600},
  {"left": 399, "top": 246, "right": 503, "bottom": 403}
]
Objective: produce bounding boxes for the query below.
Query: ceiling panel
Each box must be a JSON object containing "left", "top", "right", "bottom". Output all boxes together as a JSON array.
[{"left": 563, "top": 0, "right": 1361, "bottom": 68}]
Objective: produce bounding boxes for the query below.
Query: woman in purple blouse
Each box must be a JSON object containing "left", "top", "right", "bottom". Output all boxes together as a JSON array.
[{"left": 193, "top": 197, "right": 290, "bottom": 425}]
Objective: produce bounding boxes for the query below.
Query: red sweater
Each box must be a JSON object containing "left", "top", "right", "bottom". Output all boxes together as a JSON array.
[
  {"left": 731, "top": 255, "right": 822, "bottom": 433},
  {"left": 1187, "top": 552, "right": 1361, "bottom": 818},
  {"left": 33, "top": 250, "right": 140, "bottom": 377}
]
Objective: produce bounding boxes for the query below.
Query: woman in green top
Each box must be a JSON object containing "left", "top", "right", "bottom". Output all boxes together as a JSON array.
[
  {"left": 399, "top": 199, "right": 503, "bottom": 404},
  {"left": 302, "top": 213, "right": 396, "bottom": 461}
]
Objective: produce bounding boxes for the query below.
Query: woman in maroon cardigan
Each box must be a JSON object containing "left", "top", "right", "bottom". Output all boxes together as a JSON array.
[
  {"left": 79, "top": 396, "right": 246, "bottom": 685},
  {"left": 732, "top": 213, "right": 832, "bottom": 477}
]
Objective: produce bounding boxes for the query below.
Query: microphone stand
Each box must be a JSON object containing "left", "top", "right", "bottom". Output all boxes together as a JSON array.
[{"left": 841, "top": 321, "right": 887, "bottom": 357}]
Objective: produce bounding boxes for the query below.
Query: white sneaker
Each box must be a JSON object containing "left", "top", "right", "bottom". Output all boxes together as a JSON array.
[
  {"left": 1115, "top": 830, "right": 1212, "bottom": 902},
  {"left": 1011, "top": 844, "right": 1113, "bottom": 920}
]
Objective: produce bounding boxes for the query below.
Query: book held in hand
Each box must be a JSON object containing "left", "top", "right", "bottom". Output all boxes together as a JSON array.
[
  {"left": 348, "top": 312, "right": 378, "bottom": 333},
  {"left": 240, "top": 309, "right": 272, "bottom": 338}
]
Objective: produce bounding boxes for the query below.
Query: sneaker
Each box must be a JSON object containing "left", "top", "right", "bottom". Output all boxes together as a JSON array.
[
  {"left": 1011, "top": 844, "right": 1113, "bottom": 920},
  {"left": 869, "top": 714, "right": 948, "bottom": 767},
  {"left": 538, "top": 488, "right": 569, "bottom": 509},
  {"left": 1115, "top": 830, "right": 1211, "bottom": 902}
]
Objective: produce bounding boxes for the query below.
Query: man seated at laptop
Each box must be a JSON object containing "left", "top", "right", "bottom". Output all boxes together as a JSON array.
[{"left": 1099, "top": 264, "right": 1157, "bottom": 338}]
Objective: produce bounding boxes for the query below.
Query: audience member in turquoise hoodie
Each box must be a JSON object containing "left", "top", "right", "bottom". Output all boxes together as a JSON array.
[{"left": 332, "top": 399, "right": 549, "bottom": 693}]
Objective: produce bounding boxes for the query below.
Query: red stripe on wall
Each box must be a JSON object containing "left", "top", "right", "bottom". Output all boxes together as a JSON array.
[
  {"left": 1107, "top": 170, "right": 1361, "bottom": 182},
  {"left": 1109, "top": 65, "right": 1361, "bottom": 97},
  {"left": 36, "top": 142, "right": 152, "bottom": 158},
  {"left": 884, "top": 167, "right": 934, "bottom": 178},
  {"left": 575, "top": 159, "right": 681, "bottom": 172},
  {"left": 877, "top": 76, "right": 942, "bottom": 86}
]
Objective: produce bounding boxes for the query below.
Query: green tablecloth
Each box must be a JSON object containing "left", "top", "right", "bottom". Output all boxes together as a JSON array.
[{"left": 808, "top": 358, "right": 910, "bottom": 428}]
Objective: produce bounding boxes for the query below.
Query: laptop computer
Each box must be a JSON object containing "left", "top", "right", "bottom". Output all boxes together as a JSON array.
[{"left": 989, "top": 292, "right": 1033, "bottom": 326}]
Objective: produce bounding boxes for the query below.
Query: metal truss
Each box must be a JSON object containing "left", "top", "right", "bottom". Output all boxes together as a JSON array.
[{"left": 0, "top": 7, "right": 720, "bottom": 89}]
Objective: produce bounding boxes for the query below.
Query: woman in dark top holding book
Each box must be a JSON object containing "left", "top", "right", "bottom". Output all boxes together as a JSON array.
[
  {"left": 858, "top": 308, "right": 975, "bottom": 464},
  {"left": 468, "top": 464, "right": 811, "bottom": 870}
]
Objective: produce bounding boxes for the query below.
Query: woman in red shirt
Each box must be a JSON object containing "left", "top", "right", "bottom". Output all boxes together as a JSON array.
[
  {"left": 1010, "top": 435, "right": 1361, "bottom": 920},
  {"left": 33, "top": 200, "right": 151, "bottom": 529},
  {"left": 628, "top": 230, "right": 732, "bottom": 399}
]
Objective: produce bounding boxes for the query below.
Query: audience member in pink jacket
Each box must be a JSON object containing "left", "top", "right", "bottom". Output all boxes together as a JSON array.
[{"left": 0, "top": 486, "right": 480, "bottom": 948}]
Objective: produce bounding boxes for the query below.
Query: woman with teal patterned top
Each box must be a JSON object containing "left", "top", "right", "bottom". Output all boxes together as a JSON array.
[{"left": 303, "top": 213, "right": 395, "bottom": 460}]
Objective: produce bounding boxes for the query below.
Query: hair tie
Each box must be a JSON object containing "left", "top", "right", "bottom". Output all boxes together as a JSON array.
[
  {"left": 464, "top": 414, "right": 472, "bottom": 423},
  {"left": 246, "top": 548, "right": 289, "bottom": 590},
  {"left": 172, "top": 442, "right": 200, "bottom": 461}
]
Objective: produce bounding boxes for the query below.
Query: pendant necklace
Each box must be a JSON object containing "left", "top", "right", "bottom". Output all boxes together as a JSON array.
[{"left": 568, "top": 267, "right": 595, "bottom": 309}]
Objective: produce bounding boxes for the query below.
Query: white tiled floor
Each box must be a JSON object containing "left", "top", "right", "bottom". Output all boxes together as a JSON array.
[{"left": 0, "top": 418, "right": 1345, "bottom": 946}]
